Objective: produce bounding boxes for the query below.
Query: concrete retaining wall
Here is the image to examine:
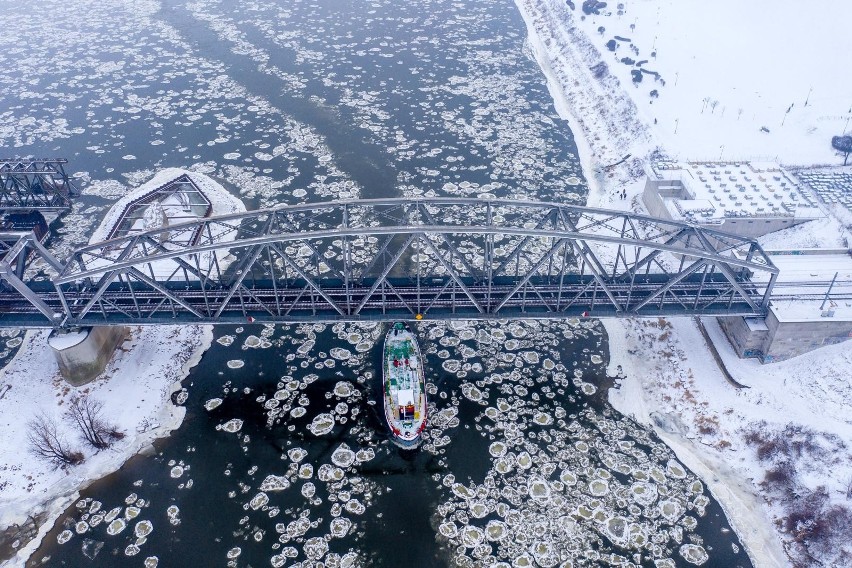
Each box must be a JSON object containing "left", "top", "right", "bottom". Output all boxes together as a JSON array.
[
  {"left": 718, "top": 313, "right": 852, "bottom": 364},
  {"left": 49, "top": 326, "right": 129, "bottom": 386}
]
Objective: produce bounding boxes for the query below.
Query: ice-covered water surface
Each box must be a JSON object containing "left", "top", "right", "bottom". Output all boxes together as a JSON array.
[
  {"left": 11, "top": 0, "right": 748, "bottom": 564},
  {"left": 176, "top": 0, "right": 588, "bottom": 203},
  {"left": 37, "top": 320, "right": 747, "bottom": 567}
]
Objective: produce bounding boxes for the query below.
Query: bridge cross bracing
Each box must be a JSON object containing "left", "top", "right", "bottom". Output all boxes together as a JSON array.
[
  {"left": 0, "top": 159, "right": 80, "bottom": 213},
  {"left": 0, "top": 198, "right": 779, "bottom": 327}
]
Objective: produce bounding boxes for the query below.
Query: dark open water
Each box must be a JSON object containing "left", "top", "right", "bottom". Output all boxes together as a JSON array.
[{"left": 0, "top": 0, "right": 750, "bottom": 565}]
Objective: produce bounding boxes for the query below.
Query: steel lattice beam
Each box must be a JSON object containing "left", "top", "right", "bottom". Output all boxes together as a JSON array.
[
  {"left": 0, "top": 198, "right": 782, "bottom": 327},
  {"left": 0, "top": 159, "right": 80, "bottom": 212}
]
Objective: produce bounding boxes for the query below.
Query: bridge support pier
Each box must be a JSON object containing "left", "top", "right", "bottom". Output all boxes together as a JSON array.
[{"left": 48, "top": 326, "right": 129, "bottom": 386}]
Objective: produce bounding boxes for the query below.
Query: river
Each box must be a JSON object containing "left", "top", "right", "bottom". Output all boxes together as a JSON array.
[{"left": 1, "top": 0, "right": 749, "bottom": 565}]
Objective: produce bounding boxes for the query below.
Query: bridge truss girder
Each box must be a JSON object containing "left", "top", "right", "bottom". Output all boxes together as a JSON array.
[
  {"left": 2, "top": 198, "right": 779, "bottom": 327},
  {"left": 0, "top": 158, "right": 80, "bottom": 212}
]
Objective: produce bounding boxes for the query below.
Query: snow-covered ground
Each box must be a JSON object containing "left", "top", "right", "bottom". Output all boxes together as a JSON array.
[
  {"left": 0, "top": 325, "right": 212, "bottom": 566},
  {"left": 606, "top": 317, "right": 852, "bottom": 567},
  {"left": 0, "top": 169, "right": 246, "bottom": 566},
  {"left": 516, "top": 1, "right": 852, "bottom": 566},
  {"left": 571, "top": 1, "right": 852, "bottom": 166}
]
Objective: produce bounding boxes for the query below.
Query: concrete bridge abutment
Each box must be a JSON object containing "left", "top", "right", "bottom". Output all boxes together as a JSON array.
[{"left": 48, "top": 326, "right": 129, "bottom": 386}]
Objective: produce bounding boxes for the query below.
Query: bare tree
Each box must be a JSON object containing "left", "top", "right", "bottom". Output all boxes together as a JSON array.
[
  {"left": 27, "top": 413, "right": 84, "bottom": 467},
  {"left": 66, "top": 396, "right": 124, "bottom": 450}
]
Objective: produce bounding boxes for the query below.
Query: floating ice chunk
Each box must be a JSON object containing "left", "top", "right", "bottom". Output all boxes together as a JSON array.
[
  {"left": 301, "top": 483, "right": 316, "bottom": 499},
  {"left": 226, "top": 547, "right": 241, "bottom": 559},
  {"left": 243, "top": 335, "right": 261, "bottom": 348},
  {"left": 531, "top": 540, "right": 559, "bottom": 567},
  {"left": 170, "top": 466, "right": 184, "bottom": 479},
  {"left": 355, "top": 341, "right": 372, "bottom": 352},
  {"left": 135, "top": 520, "right": 153, "bottom": 538},
  {"left": 589, "top": 479, "right": 609, "bottom": 496},
  {"left": 167, "top": 506, "right": 179, "bottom": 519},
  {"left": 488, "top": 441, "right": 507, "bottom": 457},
  {"left": 533, "top": 412, "right": 553, "bottom": 426},
  {"left": 630, "top": 481, "right": 658, "bottom": 506},
  {"left": 217, "top": 335, "right": 234, "bottom": 346},
  {"left": 666, "top": 459, "right": 687, "bottom": 479},
  {"left": 144, "top": 558, "right": 158, "bottom": 568},
  {"left": 125, "top": 493, "right": 138, "bottom": 505},
  {"left": 331, "top": 443, "right": 356, "bottom": 468},
  {"left": 125, "top": 544, "right": 140, "bottom": 556},
  {"left": 460, "top": 525, "right": 484, "bottom": 547},
  {"left": 439, "top": 521, "right": 458, "bottom": 538},
  {"left": 226, "top": 360, "right": 244, "bottom": 369},
  {"left": 521, "top": 351, "right": 539, "bottom": 364},
  {"left": 334, "top": 381, "right": 355, "bottom": 397},
  {"left": 355, "top": 448, "right": 375, "bottom": 463},
  {"left": 603, "top": 516, "right": 629, "bottom": 546},
  {"left": 679, "top": 544, "right": 708, "bottom": 565},
  {"left": 452, "top": 484, "right": 474, "bottom": 499},
  {"left": 560, "top": 470, "right": 577, "bottom": 485},
  {"left": 485, "top": 520, "right": 507, "bottom": 541},
  {"left": 260, "top": 475, "right": 291, "bottom": 492},
  {"left": 442, "top": 359, "right": 461, "bottom": 373},
  {"left": 125, "top": 507, "right": 140, "bottom": 520},
  {"left": 344, "top": 499, "right": 365, "bottom": 515},
  {"left": 204, "top": 398, "right": 223, "bottom": 411},
  {"left": 249, "top": 492, "right": 269, "bottom": 510},
  {"left": 298, "top": 464, "right": 314, "bottom": 479},
  {"left": 461, "top": 383, "right": 483, "bottom": 402},
  {"left": 330, "top": 347, "right": 351, "bottom": 360},
  {"left": 57, "top": 530, "right": 73, "bottom": 544},
  {"left": 290, "top": 407, "right": 307, "bottom": 419},
  {"left": 469, "top": 501, "right": 489, "bottom": 518},
  {"left": 330, "top": 517, "right": 351, "bottom": 538},
  {"left": 590, "top": 354, "right": 603, "bottom": 364},
  {"left": 219, "top": 419, "right": 243, "bottom": 433},
  {"left": 307, "top": 413, "right": 335, "bottom": 436},
  {"left": 528, "top": 477, "right": 551, "bottom": 502},
  {"left": 654, "top": 560, "right": 676, "bottom": 568},
  {"left": 512, "top": 553, "right": 534, "bottom": 567},
  {"left": 288, "top": 447, "right": 308, "bottom": 462},
  {"left": 297, "top": 339, "right": 315, "bottom": 355},
  {"left": 516, "top": 452, "right": 532, "bottom": 470},
  {"left": 495, "top": 457, "right": 513, "bottom": 475},
  {"left": 75, "top": 521, "right": 89, "bottom": 534},
  {"left": 304, "top": 536, "right": 328, "bottom": 560},
  {"left": 104, "top": 507, "right": 121, "bottom": 522},
  {"left": 580, "top": 383, "right": 597, "bottom": 396}
]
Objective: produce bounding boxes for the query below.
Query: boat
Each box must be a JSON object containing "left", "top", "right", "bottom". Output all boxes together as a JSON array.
[{"left": 382, "top": 322, "right": 427, "bottom": 448}]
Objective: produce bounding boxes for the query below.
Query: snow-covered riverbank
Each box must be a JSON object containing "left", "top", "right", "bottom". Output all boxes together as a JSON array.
[
  {"left": 0, "top": 325, "right": 212, "bottom": 566},
  {"left": 516, "top": 1, "right": 852, "bottom": 566},
  {"left": 0, "top": 168, "right": 246, "bottom": 566}
]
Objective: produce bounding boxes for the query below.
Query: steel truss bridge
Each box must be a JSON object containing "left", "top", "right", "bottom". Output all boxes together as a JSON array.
[
  {"left": 0, "top": 159, "right": 79, "bottom": 213},
  {"left": 0, "top": 198, "right": 782, "bottom": 327}
]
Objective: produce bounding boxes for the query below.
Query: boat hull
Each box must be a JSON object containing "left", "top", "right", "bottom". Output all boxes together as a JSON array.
[{"left": 382, "top": 323, "right": 427, "bottom": 447}]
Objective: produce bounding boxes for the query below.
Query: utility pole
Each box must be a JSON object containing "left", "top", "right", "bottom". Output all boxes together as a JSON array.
[
  {"left": 804, "top": 86, "right": 812, "bottom": 107},
  {"left": 674, "top": 118, "right": 679, "bottom": 134},
  {"left": 820, "top": 272, "right": 839, "bottom": 311}
]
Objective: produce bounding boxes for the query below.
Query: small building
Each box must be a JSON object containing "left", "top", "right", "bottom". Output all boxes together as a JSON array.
[
  {"left": 643, "top": 161, "right": 824, "bottom": 238},
  {"left": 718, "top": 250, "right": 852, "bottom": 362}
]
